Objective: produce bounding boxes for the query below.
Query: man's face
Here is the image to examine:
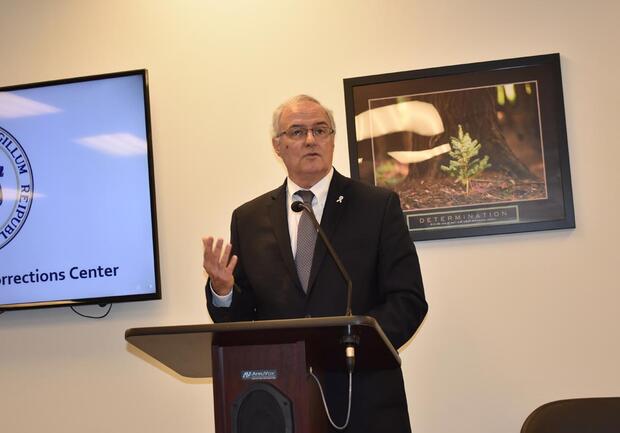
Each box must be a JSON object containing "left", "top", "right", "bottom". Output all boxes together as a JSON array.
[{"left": 272, "top": 100, "right": 335, "bottom": 188}]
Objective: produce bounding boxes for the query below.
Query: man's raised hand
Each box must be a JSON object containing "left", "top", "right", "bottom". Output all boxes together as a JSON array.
[{"left": 202, "top": 236, "right": 238, "bottom": 296}]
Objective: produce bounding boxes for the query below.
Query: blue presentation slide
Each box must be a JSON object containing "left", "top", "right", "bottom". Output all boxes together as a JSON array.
[{"left": 0, "top": 73, "right": 157, "bottom": 306}]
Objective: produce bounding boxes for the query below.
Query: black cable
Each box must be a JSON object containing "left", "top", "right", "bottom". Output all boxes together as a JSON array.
[{"left": 70, "top": 303, "right": 112, "bottom": 319}]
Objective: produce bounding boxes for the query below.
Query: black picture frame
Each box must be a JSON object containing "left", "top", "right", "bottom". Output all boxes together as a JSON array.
[{"left": 343, "top": 53, "right": 575, "bottom": 241}]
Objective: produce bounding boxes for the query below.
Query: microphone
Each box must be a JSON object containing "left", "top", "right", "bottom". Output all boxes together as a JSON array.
[
  {"left": 291, "top": 200, "right": 353, "bottom": 316},
  {"left": 291, "top": 200, "right": 357, "bottom": 374},
  {"left": 290, "top": 200, "right": 306, "bottom": 213}
]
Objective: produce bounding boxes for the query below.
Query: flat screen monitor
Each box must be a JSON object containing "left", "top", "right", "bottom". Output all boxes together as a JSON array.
[{"left": 0, "top": 70, "right": 160, "bottom": 311}]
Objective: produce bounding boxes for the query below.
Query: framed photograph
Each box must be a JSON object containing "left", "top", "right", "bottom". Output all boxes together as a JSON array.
[{"left": 343, "top": 53, "right": 575, "bottom": 241}]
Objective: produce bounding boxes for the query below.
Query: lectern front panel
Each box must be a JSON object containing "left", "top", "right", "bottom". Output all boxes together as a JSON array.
[{"left": 211, "top": 341, "right": 326, "bottom": 433}]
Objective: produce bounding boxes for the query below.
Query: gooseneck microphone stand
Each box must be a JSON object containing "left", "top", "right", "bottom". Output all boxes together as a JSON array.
[{"left": 292, "top": 200, "right": 359, "bottom": 430}]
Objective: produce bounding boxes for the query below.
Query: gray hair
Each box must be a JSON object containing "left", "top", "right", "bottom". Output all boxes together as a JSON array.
[{"left": 271, "top": 94, "right": 336, "bottom": 138}]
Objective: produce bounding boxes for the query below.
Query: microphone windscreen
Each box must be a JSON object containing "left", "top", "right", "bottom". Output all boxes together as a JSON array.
[{"left": 291, "top": 201, "right": 305, "bottom": 213}]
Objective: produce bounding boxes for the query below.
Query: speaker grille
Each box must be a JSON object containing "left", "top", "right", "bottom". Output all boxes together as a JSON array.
[{"left": 232, "top": 383, "right": 293, "bottom": 433}]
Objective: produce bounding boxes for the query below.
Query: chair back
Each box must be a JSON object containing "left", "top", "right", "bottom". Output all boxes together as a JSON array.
[{"left": 521, "top": 397, "right": 620, "bottom": 433}]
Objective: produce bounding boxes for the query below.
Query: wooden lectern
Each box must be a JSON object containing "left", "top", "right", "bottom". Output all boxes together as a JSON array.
[{"left": 125, "top": 316, "right": 400, "bottom": 433}]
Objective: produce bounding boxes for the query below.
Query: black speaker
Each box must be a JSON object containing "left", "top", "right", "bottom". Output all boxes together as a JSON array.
[{"left": 231, "top": 382, "right": 294, "bottom": 433}]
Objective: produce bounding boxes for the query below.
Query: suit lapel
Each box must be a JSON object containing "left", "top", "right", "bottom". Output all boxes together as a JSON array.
[
  {"left": 268, "top": 181, "right": 303, "bottom": 292},
  {"left": 306, "top": 170, "right": 349, "bottom": 293}
]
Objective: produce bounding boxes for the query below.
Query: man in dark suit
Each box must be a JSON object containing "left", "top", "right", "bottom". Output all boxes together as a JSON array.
[{"left": 203, "top": 95, "right": 427, "bottom": 433}]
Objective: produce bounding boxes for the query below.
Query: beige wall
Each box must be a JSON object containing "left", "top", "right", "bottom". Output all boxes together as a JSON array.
[{"left": 1, "top": 1, "right": 619, "bottom": 432}]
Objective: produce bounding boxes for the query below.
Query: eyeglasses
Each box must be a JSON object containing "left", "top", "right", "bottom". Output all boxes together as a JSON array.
[{"left": 276, "top": 126, "right": 335, "bottom": 140}]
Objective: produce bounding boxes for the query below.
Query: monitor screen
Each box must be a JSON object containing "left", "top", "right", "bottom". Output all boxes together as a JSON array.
[{"left": 0, "top": 70, "right": 160, "bottom": 310}]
